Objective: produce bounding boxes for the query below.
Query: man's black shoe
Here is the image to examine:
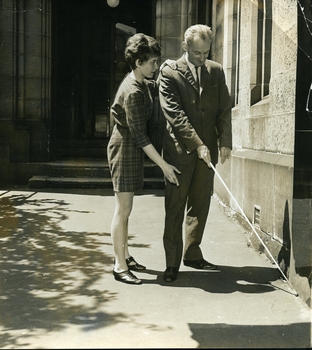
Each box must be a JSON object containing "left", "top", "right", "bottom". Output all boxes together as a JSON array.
[
  {"left": 183, "top": 258, "right": 218, "bottom": 270},
  {"left": 163, "top": 267, "right": 179, "bottom": 282}
]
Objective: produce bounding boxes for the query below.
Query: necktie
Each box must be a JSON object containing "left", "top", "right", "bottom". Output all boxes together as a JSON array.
[{"left": 195, "top": 67, "right": 200, "bottom": 92}]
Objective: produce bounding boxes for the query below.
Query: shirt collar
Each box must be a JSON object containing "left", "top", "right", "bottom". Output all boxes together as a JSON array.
[
  {"left": 185, "top": 53, "right": 195, "bottom": 70},
  {"left": 185, "top": 52, "right": 200, "bottom": 78}
]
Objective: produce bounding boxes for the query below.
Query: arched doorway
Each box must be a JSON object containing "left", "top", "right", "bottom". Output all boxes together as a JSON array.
[{"left": 51, "top": 0, "right": 156, "bottom": 159}]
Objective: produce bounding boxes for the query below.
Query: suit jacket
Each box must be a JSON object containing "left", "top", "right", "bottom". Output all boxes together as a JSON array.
[{"left": 159, "top": 54, "right": 232, "bottom": 165}]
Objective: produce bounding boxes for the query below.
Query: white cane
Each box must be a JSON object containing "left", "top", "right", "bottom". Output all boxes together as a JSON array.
[{"left": 209, "top": 162, "right": 298, "bottom": 297}]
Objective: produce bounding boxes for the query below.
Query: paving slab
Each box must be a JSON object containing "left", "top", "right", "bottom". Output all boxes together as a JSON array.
[{"left": 0, "top": 187, "right": 311, "bottom": 348}]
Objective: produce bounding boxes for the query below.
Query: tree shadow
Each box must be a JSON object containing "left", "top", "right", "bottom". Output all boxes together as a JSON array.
[{"left": 0, "top": 192, "right": 147, "bottom": 348}]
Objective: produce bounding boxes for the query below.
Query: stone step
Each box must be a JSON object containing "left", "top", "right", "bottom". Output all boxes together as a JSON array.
[
  {"left": 28, "top": 176, "right": 165, "bottom": 189},
  {"left": 47, "top": 159, "right": 111, "bottom": 178},
  {"left": 45, "top": 158, "right": 163, "bottom": 178},
  {"left": 52, "top": 140, "right": 109, "bottom": 159},
  {"left": 28, "top": 158, "right": 165, "bottom": 189},
  {"left": 28, "top": 157, "right": 164, "bottom": 188}
]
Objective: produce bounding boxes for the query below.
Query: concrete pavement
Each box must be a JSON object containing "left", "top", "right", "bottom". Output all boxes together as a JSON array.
[{"left": 0, "top": 187, "right": 311, "bottom": 349}]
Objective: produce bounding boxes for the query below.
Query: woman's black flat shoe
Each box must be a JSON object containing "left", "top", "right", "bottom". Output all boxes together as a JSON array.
[
  {"left": 126, "top": 256, "right": 146, "bottom": 271},
  {"left": 113, "top": 270, "right": 142, "bottom": 284}
]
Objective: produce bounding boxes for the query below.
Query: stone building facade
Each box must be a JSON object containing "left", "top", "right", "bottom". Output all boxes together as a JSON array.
[
  {"left": 0, "top": 0, "right": 311, "bottom": 305},
  {"left": 208, "top": 0, "right": 311, "bottom": 307},
  {"left": 155, "top": 0, "right": 311, "bottom": 306}
]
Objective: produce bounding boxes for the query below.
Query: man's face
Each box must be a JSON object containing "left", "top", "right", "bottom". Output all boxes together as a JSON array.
[{"left": 184, "top": 35, "right": 211, "bottom": 67}]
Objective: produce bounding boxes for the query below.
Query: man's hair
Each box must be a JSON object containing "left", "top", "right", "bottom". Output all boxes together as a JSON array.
[
  {"left": 125, "top": 33, "right": 161, "bottom": 70},
  {"left": 184, "top": 24, "right": 213, "bottom": 45}
]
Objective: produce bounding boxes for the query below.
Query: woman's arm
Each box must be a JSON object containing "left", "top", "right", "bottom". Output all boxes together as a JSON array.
[{"left": 142, "top": 144, "right": 180, "bottom": 186}]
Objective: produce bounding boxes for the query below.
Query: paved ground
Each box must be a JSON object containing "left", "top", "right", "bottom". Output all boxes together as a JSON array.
[{"left": 0, "top": 187, "right": 311, "bottom": 349}]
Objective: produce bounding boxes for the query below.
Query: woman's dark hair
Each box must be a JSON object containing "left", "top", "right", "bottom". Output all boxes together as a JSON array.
[{"left": 125, "top": 33, "right": 161, "bottom": 70}]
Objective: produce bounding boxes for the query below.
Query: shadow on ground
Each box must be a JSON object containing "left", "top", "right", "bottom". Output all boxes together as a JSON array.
[
  {"left": 0, "top": 190, "right": 309, "bottom": 349},
  {"left": 0, "top": 191, "right": 150, "bottom": 348},
  {"left": 140, "top": 265, "right": 284, "bottom": 295},
  {"left": 188, "top": 322, "right": 311, "bottom": 348}
]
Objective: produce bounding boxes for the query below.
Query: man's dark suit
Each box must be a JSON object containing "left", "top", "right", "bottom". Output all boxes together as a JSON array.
[{"left": 159, "top": 53, "right": 232, "bottom": 268}]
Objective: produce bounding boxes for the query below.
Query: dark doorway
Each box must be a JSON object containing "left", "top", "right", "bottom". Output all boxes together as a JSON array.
[{"left": 51, "top": 0, "right": 155, "bottom": 159}]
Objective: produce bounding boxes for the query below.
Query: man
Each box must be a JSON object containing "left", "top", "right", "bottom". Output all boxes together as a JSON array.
[{"left": 158, "top": 24, "right": 232, "bottom": 282}]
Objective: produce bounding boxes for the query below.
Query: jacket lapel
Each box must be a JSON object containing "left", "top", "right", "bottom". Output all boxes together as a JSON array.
[
  {"left": 176, "top": 55, "right": 200, "bottom": 93},
  {"left": 186, "top": 69, "right": 199, "bottom": 93}
]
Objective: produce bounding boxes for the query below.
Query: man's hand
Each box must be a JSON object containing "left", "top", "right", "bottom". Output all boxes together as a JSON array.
[
  {"left": 197, "top": 145, "right": 212, "bottom": 168},
  {"left": 220, "top": 147, "right": 231, "bottom": 164}
]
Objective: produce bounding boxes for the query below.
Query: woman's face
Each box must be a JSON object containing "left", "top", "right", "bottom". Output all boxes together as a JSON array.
[{"left": 140, "top": 56, "right": 159, "bottom": 79}]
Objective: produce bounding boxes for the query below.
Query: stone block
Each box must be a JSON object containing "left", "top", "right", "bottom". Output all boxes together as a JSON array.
[
  {"left": 24, "top": 77, "right": 42, "bottom": 99},
  {"left": 0, "top": 29, "right": 13, "bottom": 73},
  {"left": 25, "top": 54, "right": 42, "bottom": 77},
  {"left": 30, "top": 140, "right": 49, "bottom": 162},
  {"left": 0, "top": 146, "right": 12, "bottom": 184},
  {"left": 0, "top": 145, "right": 10, "bottom": 163},
  {"left": 0, "top": 97, "right": 13, "bottom": 117},
  {"left": 161, "top": 0, "right": 183, "bottom": 16},
  {"left": 25, "top": 32, "right": 43, "bottom": 56},
  {"left": 1, "top": 1, "right": 14, "bottom": 10},
  {"left": 266, "top": 113, "right": 295, "bottom": 154},
  {"left": 245, "top": 157, "right": 275, "bottom": 234},
  {"left": 231, "top": 150, "right": 294, "bottom": 241},
  {"left": 13, "top": 162, "right": 48, "bottom": 186},
  {"left": 162, "top": 39, "right": 183, "bottom": 59},
  {"left": 0, "top": 76, "right": 13, "bottom": 99},
  {"left": 229, "top": 151, "right": 245, "bottom": 210},
  {"left": 163, "top": 17, "right": 182, "bottom": 37},
  {"left": 25, "top": 12, "right": 42, "bottom": 34},
  {"left": 10, "top": 130, "right": 30, "bottom": 162},
  {"left": 249, "top": 116, "right": 266, "bottom": 150},
  {"left": 28, "top": 175, "right": 48, "bottom": 189},
  {"left": 271, "top": 73, "right": 296, "bottom": 115}
]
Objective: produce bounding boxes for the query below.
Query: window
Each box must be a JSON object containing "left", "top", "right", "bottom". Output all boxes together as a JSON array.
[
  {"left": 233, "top": 0, "right": 241, "bottom": 106},
  {"left": 250, "top": 0, "right": 272, "bottom": 105}
]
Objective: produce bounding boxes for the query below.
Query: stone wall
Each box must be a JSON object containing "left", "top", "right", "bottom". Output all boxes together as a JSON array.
[
  {"left": 0, "top": 0, "right": 51, "bottom": 184},
  {"left": 211, "top": 0, "right": 311, "bottom": 306},
  {"left": 213, "top": 0, "right": 296, "bottom": 249}
]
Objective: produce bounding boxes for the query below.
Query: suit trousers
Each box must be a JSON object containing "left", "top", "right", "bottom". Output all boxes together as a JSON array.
[{"left": 163, "top": 155, "right": 215, "bottom": 268}]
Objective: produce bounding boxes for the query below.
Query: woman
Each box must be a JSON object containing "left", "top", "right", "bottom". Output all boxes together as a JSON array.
[{"left": 107, "top": 33, "right": 180, "bottom": 285}]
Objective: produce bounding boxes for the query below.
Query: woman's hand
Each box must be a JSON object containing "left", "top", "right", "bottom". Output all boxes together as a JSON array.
[
  {"left": 162, "top": 163, "right": 181, "bottom": 187},
  {"left": 142, "top": 144, "right": 180, "bottom": 186}
]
